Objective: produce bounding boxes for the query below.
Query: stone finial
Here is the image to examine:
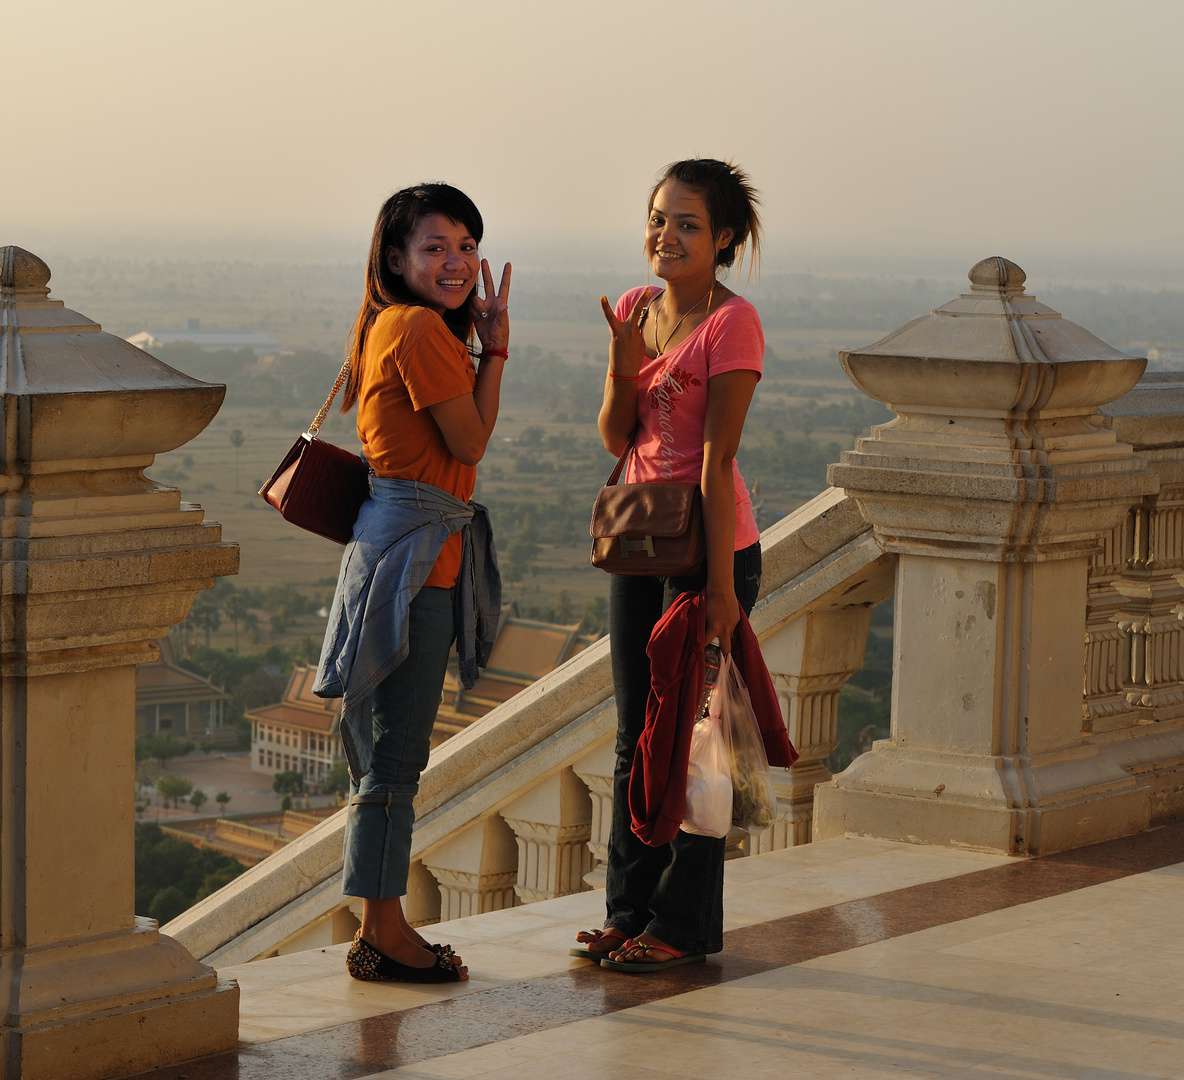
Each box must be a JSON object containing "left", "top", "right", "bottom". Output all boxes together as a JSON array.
[
  {"left": 829, "top": 255, "right": 1156, "bottom": 562},
  {"left": 1, "top": 245, "right": 227, "bottom": 462},
  {"left": 1, "top": 245, "right": 51, "bottom": 295},
  {"left": 837, "top": 256, "right": 1142, "bottom": 411},
  {"left": 968, "top": 255, "right": 1026, "bottom": 294}
]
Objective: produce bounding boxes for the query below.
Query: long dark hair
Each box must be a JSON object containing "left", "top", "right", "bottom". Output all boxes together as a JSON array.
[
  {"left": 343, "top": 183, "right": 484, "bottom": 411},
  {"left": 649, "top": 159, "right": 761, "bottom": 275}
]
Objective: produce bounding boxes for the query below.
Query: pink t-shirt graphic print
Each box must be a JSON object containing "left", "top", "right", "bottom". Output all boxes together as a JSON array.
[{"left": 614, "top": 287, "right": 763, "bottom": 552}]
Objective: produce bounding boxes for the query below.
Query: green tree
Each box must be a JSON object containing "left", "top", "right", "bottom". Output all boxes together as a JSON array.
[
  {"left": 580, "top": 596, "right": 608, "bottom": 636},
  {"left": 505, "top": 539, "right": 541, "bottom": 582},
  {"left": 136, "top": 734, "right": 195, "bottom": 769},
  {"left": 322, "top": 760, "right": 350, "bottom": 798},
  {"left": 148, "top": 885, "right": 189, "bottom": 925},
  {"left": 229, "top": 429, "right": 245, "bottom": 492},
  {"left": 135, "top": 823, "right": 246, "bottom": 921},
  {"left": 215, "top": 791, "right": 231, "bottom": 816},
  {"left": 553, "top": 590, "right": 578, "bottom": 624},
  {"left": 156, "top": 774, "right": 193, "bottom": 809},
  {"left": 272, "top": 770, "right": 304, "bottom": 797},
  {"left": 189, "top": 593, "right": 221, "bottom": 648},
  {"left": 223, "top": 591, "right": 249, "bottom": 653},
  {"left": 194, "top": 868, "right": 240, "bottom": 902},
  {"left": 188, "top": 788, "right": 208, "bottom": 814}
]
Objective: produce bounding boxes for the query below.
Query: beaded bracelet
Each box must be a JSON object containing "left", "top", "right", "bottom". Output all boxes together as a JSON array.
[{"left": 483, "top": 346, "right": 509, "bottom": 360}]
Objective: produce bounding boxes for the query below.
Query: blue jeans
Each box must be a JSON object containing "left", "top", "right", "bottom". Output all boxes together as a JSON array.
[
  {"left": 604, "top": 543, "right": 762, "bottom": 955},
  {"left": 341, "top": 586, "right": 454, "bottom": 899}
]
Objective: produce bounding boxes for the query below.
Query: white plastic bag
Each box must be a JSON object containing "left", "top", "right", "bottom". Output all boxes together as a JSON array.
[
  {"left": 716, "top": 655, "right": 778, "bottom": 830},
  {"left": 681, "top": 708, "right": 732, "bottom": 838}
]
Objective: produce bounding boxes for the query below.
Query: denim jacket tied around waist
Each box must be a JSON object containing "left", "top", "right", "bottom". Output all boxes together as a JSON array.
[{"left": 313, "top": 475, "right": 500, "bottom": 780}]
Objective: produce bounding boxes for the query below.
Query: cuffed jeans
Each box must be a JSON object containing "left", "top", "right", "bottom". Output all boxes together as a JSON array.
[
  {"left": 342, "top": 586, "right": 454, "bottom": 899},
  {"left": 604, "top": 543, "right": 762, "bottom": 955}
]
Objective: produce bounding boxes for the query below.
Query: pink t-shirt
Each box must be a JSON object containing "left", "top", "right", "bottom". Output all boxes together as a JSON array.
[{"left": 614, "top": 287, "right": 763, "bottom": 551}]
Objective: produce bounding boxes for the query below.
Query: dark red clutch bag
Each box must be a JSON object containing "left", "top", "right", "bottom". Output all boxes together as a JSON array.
[{"left": 259, "top": 359, "right": 369, "bottom": 545}]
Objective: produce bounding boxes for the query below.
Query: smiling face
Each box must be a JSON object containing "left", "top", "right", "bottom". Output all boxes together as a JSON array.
[
  {"left": 386, "top": 212, "right": 480, "bottom": 313},
  {"left": 645, "top": 180, "right": 734, "bottom": 285}
]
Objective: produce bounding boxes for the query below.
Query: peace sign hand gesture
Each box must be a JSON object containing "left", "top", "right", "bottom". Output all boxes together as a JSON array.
[
  {"left": 600, "top": 288, "right": 652, "bottom": 379},
  {"left": 471, "top": 259, "right": 512, "bottom": 352}
]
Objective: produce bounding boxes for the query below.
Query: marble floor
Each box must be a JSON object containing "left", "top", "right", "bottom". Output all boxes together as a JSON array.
[{"left": 127, "top": 822, "right": 1184, "bottom": 1080}]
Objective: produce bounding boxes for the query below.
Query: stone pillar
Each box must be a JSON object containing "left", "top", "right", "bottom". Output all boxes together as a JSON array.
[
  {"left": 501, "top": 768, "right": 593, "bottom": 903},
  {"left": 418, "top": 817, "right": 519, "bottom": 922},
  {"left": 814, "top": 257, "right": 1158, "bottom": 855},
  {"left": 0, "top": 248, "right": 239, "bottom": 1079}
]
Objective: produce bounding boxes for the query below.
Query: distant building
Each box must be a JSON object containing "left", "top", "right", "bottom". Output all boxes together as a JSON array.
[
  {"left": 135, "top": 638, "right": 232, "bottom": 743},
  {"left": 246, "top": 612, "right": 603, "bottom": 779},
  {"left": 127, "top": 318, "right": 281, "bottom": 355},
  {"left": 247, "top": 666, "right": 341, "bottom": 782},
  {"left": 435, "top": 613, "right": 600, "bottom": 742},
  {"left": 1147, "top": 345, "right": 1184, "bottom": 366}
]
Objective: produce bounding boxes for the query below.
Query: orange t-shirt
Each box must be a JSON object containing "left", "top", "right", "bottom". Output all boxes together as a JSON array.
[{"left": 355, "top": 304, "right": 477, "bottom": 588}]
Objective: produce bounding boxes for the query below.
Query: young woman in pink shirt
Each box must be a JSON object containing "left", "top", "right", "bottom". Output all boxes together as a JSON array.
[{"left": 574, "top": 159, "right": 765, "bottom": 971}]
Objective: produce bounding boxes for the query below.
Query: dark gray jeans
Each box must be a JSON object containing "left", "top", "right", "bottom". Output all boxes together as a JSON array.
[
  {"left": 604, "top": 543, "right": 761, "bottom": 955},
  {"left": 341, "top": 586, "right": 454, "bottom": 899}
]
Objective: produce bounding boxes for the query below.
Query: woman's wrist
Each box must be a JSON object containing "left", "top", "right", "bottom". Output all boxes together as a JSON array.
[
  {"left": 608, "top": 371, "right": 638, "bottom": 381},
  {"left": 483, "top": 345, "right": 509, "bottom": 360}
]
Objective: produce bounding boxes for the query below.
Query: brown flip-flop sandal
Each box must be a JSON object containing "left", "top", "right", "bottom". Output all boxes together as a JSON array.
[
  {"left": 569, "top": 927, "right": 628, "bottom": 959},
  {"left": 599, "top": 938, "right": 707, "bottom": 973}
]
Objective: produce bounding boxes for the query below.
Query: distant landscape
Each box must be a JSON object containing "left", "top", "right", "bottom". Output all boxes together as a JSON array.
[{"left": 49, "top": 256, "right": 1184, "bottom": 773}]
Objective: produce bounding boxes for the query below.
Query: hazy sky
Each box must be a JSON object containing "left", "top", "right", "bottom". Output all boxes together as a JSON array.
[{"left": 7, "top": 0, "right": 1184, "bottom": 276}]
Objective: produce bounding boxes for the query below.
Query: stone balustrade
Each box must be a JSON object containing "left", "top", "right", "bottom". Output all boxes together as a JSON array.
[
  {"left": 1, "top": 248, "right": 239, "bottom": 1080},
  {"left": 22, "top": 236, "right": 1184, "bottom": 1079},
  {"left": 169, "top": 258, "right": 1184, "bottom": 991},
  {"left": 168, "top": 484, "right": 885, "bottom": 964}
]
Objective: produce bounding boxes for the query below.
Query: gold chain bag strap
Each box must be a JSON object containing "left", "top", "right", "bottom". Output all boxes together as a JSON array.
[
  {"left": 258, "top": 357, "right": 371, "bottom": 545},
  {"left": 589, "top": 431, "right": 705, "bottom": 576}
]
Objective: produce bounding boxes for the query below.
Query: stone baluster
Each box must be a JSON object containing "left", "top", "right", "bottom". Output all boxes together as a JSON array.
[
  {"left": 752, "top": 606, "right": 877, "bottom": 851},
  {"left": 501, "top": 767, "right": 593, "bottom": 904},
  {"left": 417, "top": 816, "right": 519, "bottom": 923},
  {"left": 816, "top": 257, "right": 1158, "bottom": 855},
  {"left": 570, "top": 737, "right": 615, "bottom": 887},
  {"left": 0, "top": 248, "right": 239, "bottom": 1079},
  {"left": 1091, "top": 375, "right": 1184, "bottom": 733}
]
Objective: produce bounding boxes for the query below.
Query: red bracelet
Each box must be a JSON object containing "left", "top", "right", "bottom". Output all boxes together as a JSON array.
[
  {"left": 608, "top": 372, "right": 639, "bottom": 380},
  {"left": 483, "top": 346, "right": 509, "bottom": 360}
]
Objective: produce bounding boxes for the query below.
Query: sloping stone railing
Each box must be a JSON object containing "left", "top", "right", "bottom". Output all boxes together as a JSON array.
[
  {"left": 168, "top": 366, "right": 1184, "bottom": 966},
  {"left": 166, "top": 486, "right": 892, "bottom": 965}
]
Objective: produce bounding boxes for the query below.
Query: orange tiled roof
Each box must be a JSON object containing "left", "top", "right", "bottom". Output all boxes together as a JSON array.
[
  {"left": 484, "top": 619, "right": 582, "bottom": 679},
  {"left": 248, "top": 703, "right": 337, "bottom": 734},
  {"left": 245, "top": 665, "right": 340, "bottom": 733},
  {"left": 136, "top": 645, "right": 230, "bottom": 706}
]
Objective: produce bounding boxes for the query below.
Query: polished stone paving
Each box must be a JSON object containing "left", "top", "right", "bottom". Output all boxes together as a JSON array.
[{"left": 127, "top": 822, "right": 1184, "bottom": 1079}]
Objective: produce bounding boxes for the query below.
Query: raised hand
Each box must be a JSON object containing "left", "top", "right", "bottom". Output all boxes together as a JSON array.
[
  {"left": 600, "top": 288, "right": 652, "bottom": 379},
  {"left": 471, "top": 259, "right": 511, "bottom": 351}
]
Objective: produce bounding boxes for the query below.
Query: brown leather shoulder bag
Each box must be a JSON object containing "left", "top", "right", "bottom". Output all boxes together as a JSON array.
[{"left": 589, "top": 434, "right": 704, "bottom": 576}]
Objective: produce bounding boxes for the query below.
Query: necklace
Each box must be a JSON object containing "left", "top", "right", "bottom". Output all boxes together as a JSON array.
[{"left": 654, "top": 283, "right": 715, "bottom": 355}]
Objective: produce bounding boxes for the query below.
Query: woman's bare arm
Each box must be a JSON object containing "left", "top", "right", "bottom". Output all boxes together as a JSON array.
[{"left": 700, "top": 368, "right": 759, "bottom": 652}]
